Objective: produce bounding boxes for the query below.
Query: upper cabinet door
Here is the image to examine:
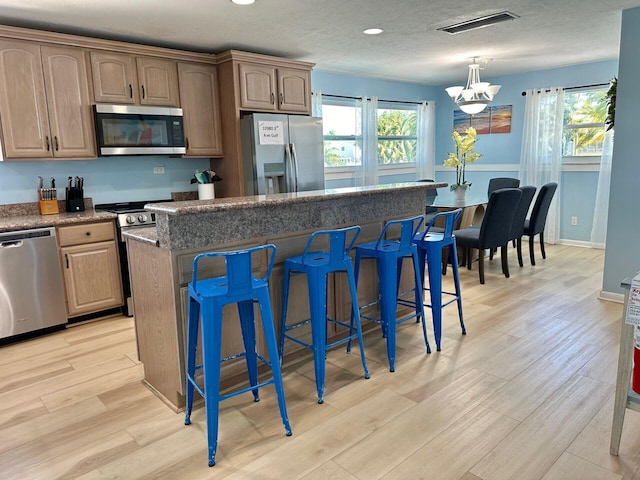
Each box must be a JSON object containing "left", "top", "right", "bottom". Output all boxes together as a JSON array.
[
  {"left": 178, "top": 62, "right": 223, "bottom": 157},
  {"left": 238, "top": 63, "right": 277, "bottom": 111},
  {"left": 90, "top": 51, "right": 138, "bottom": 104},
  {"left": 137, "top": 57, "right": 180, "bottom": 106},
  {"left": 0, "top": 39, "right": 52, "bottom": 158},
  {"left": 41, "top": 46, "right": 96, "bottom": 158},
  {"left": 277, "top": 67, "right": 311, "bottom": 113}
]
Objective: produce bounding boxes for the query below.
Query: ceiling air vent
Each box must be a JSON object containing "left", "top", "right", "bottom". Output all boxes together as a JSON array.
[{"left": 438, "top": 11, "right": 519, "bottom": 34}]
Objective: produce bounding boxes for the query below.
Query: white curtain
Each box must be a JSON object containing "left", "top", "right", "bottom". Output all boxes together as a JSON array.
[
  {"left": 590, "top": 129, "right": 614, "bottom": 248},
  {"left": 519, "top": 87, "right": 564, "bottom": 244},
  {"left": 416, "top": 101, "right": 435, "bottom": 180},
  {"left": 355, "top": 96, "right": 378, "bottom": 186},
  {"left": 311, "top": 90, "right": 323, "bottom": 117}
]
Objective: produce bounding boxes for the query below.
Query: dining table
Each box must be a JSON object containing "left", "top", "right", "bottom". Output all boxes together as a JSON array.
[{"left": 427, "top": 189, "right": 488, "bottom": 229}]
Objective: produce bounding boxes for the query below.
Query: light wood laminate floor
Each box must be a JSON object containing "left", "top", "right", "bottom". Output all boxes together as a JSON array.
[{"left": 1, "top": 244, "right": 639, "bottom": 479}]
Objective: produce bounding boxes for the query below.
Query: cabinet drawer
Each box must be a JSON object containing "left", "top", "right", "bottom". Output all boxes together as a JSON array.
[{"left": 58, "top": 221, "right": 115, "bottom": 246}]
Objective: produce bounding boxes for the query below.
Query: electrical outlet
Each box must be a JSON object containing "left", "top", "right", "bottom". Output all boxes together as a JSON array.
[
  {"left": 571, "top": 216, "right": 578, "bottom": 226},
  {"left": 153, "top": 166, "right": 165, "bottom": 174}
]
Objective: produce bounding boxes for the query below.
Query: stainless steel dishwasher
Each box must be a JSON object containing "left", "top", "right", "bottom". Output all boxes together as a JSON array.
[{"left": 0, "top": 227, "right": 67, "bottom": 339}]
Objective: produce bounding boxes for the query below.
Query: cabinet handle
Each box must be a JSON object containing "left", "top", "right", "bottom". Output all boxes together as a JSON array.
[
  {"left": 65, "top": 253, "right": 69, "bottom": 269},
  {"left": 54, "top": 136, "right": 59, "bottom": 151},
  {"left": 280, "top": 92, "right": 283, "bottom": 105},
  {"left": 45, "top": 136, "right": 50, "bottom": 151},
  {"left": 141, "top": 85, "right": 145, "bottom": 100},
  {"left": 185, "top": 137, "right": 189, "bottom": 150},
  {"left": 86, "top": 231, "right": 91, "bottom": 236},
  {"left": 271, "top": 92, "right": 275, "bottom": 105},
  {"left": 129, "top": 84, "right": 133, "bottom": 98}
]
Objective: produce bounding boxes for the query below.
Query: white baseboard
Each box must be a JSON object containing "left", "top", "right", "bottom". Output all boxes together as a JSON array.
[
  {"left": 599, "top": 290, "right": 624, "bottom": 303},
  {"left": 557, "top": 239, "right": 595, "bottom": 248}
]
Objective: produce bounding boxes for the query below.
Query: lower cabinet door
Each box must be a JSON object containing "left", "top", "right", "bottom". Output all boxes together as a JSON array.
[{"left": 61, "top": 241, "right": 123, "bottom": 316}]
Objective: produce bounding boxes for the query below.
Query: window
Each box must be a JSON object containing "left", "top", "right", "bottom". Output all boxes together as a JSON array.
[
  {"left": 322, "top": 100, "right": 418, "bottom": 167},
  {"left": 377, "top": 106, "right": 417, "bottom": 164},
  {"left": 563, "top": 88, "right": 607, "bottom": 161},
  {"left": 323, "top": 103, "right": 361, "bottom": 167}
]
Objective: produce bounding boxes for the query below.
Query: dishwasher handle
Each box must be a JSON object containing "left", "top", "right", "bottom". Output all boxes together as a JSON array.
[{"left": 0, "top": 240, "right": 23, "bottom": 248}]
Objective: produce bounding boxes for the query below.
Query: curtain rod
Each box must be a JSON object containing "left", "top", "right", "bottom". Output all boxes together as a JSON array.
[
  {"left": 520, "top": 82, "right": 610, "bottom": 96},
  {"left": 321, "top": 93, "right": 424, "bottom": 105}
]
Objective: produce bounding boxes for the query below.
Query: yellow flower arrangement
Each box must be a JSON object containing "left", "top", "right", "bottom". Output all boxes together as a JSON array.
[{"left": 443, "top": 127, "right": 482, "bottom": 191}]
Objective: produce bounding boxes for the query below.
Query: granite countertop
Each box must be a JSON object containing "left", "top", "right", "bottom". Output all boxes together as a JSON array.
[
  {"left": 122, "top": 227, "right": 159, "bottom": 246},
  {"left": 0, "top": 198, "right": 117, "bottom": 233},
  {"left": 145, "top": 182, "right": 448, "bottom": 215}
]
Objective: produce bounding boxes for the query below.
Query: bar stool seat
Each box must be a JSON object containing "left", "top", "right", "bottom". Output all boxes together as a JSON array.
[
  {"left": 279, "top": 226, "right": 370, "bottom": 404},
  {"left": 354, "top": 216, "right": 430, "bottom": 372},
  {"left": 184, "top": 245, "right": 292, "bottom": 467},
  {"left": 412, "top": 209, "right": 466, "bottom": 351}
]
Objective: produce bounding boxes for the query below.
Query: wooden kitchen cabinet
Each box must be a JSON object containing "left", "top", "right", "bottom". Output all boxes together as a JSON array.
[
  {"left": 177, "top": 62, "right": 223, "bottom": 157},
  {"left": 58, "top": 221, "right": 123, "bottom": 317},
  {"left": 0, "top": 39, "right": 96, "bottom": 159},
  {"left": 238, "top": 62, "right": 310, "bottom": 113},
  {"left": 90, "top": 51, "right": 180, "bottom": 106}
]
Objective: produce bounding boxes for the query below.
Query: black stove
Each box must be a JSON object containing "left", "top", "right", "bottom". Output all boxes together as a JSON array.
[
  {"left": 95, "top": 199, "right": 172, "bottom": 317},
  {"left": 95, "top": 200, "right": 172, "bottom": 229}
]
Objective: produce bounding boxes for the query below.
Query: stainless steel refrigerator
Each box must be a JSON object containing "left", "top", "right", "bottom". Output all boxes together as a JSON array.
[{"left": 240, "top": 113, "right": 325, "bottom": 195}]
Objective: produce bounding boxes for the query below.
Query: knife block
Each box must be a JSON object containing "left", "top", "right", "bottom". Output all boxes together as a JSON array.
[
  {"left": 38, "top": 191, "right": 59, "bottom": 215},
  {"left": 65, "top": 187, "right": 85, "bottom": 212}
]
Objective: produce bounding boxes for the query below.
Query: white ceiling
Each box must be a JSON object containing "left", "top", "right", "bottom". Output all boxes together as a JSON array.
[{"left": 0, "top": 0, "right": 638, "bottom": 85}]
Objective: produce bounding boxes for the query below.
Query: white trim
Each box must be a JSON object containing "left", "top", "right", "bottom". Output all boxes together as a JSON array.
[
  {"left": 557, "top": 239, "right": 593, "bottom": 248},
  {"left": 598, "top": 291, "right": 625, "bottom": 303},
  {"left": 434, "top": 163, "right": 599, "bottom": 172}
]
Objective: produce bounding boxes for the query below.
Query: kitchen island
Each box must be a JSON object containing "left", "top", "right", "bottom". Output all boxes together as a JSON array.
[{"left": 126, "top": 182, "right": 446, "bottom": 410}]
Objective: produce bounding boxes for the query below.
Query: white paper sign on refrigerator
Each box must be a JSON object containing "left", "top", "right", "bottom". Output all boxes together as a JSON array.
[
  {"left": 258, "top": 121, "right": 285, "bottom": 145},
  {"left": 625, "top": 272, "right": 640, "bottom": 326}
]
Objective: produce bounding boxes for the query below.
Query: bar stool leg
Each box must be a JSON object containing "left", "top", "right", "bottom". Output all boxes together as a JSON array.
[
  {"left": 411, "top": 252, "right": 430, "bottom": 354},
  {"left": 345, "top": 262, "right": 370, "bottom": 379},
  {"left": 426, "top": 243, "right": 444, "bottom": 351},
  {"left": 279, "top": 264, "right": 292, "bottom": 361},
  {"left": 184, "top": 295, "right": 200, "bottom": 425},
  {"left": 308, "top": 270, "right": 328, "bottom": 403},
  {"left": 378, "top": 257, "right": 398, "bottom": 372},
  {"left": 256, "top": 289, "right": 293, "bottom": 436},
  {"left": 237, "top": 299, "right": 260, "bottom": 401},
  {"left": 200, "top": 300, "right": 224, "bottom": 467},
  {"left": 449, "top": 242, "right": 466, "bottom": 334}
]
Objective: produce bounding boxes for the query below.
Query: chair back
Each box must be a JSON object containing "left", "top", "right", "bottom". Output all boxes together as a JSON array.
[
  {"left": 479, "top": 188, "right": 522, "bottom": 249},
  {"left": 302, "top": 225, "right": 361, "bottom": 267},
  {"left": 528, "top": 182, "right": 558, "bottom": 236},
  {"left": 191, "top": 244, "right": 276, "bottom": 296},
  {"left": 488, "top": 177, "right": 520, "bottom": 196},
  {"left": 509, "top": 186, "right": 537, "bottom": 241},
  {"left": 417, "top": 208, "right": 462, "bottom": 241},
  {"left": 375, "top": 215, "right": 424, "bottom": 251}
]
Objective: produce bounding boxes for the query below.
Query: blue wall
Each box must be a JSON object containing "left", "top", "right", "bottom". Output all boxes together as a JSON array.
[
  {"left": 602, "top": 6, "right": 640, "bottom": 294},
  {"left": 0, "top": 155, "right": 209, "bottom": 205}
]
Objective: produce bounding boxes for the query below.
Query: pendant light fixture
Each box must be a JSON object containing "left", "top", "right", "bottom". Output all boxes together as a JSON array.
[{"left": 445, "top": 58, "right": 501, "bottom": 115}]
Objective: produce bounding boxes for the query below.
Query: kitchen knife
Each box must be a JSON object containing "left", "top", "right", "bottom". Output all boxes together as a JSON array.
[
  {"left": 79, "top": 177, "right": 84, "bottom": 190},
  {"left": 68, "top": 176, "right": 73, "bottom": 190},
  {"left": 50, "top": 177, "right": 55, "bottom": 189}
]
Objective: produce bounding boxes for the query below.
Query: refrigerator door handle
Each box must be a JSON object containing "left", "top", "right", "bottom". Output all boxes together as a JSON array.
[
  {"left": 290, "top": 143, "right": 299, "bottom": 192},
  {"left": 284, "top": 143, "right": 295, "bottom": 192}
]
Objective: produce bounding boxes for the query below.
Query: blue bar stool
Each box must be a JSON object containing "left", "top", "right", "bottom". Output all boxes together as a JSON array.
[
  {"left": 279, "top": 226, "right": 370, "bottom": 404},
  {"left": 412, "top": 209, "right": 466, "bottom": 351},
  {"left": 354, "top": 216, "right": 430, "bottom": 372},
  {"left": 184, "top": 245, "right": 292, "bottom": 467}
]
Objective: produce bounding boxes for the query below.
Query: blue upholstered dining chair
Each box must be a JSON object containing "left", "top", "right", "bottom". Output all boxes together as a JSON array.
[
  {"left": 487, "top": 177, "right": 520, "bottom": 196},
  {"left": 508, "top": 186, "right": 537, "bottom": 267}
]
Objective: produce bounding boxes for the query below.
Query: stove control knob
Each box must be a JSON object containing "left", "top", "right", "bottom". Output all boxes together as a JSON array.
[
  {"left": 138, "top": 214, "right": 148, "bottom": 223},
  {"left": 126, "top": 215, "right": 136, "bottom": 224}
]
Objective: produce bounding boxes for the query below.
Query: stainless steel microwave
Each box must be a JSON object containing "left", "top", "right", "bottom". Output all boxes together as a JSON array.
[{"left": 94, "top": 104, "right": 186, "bottom": 155}]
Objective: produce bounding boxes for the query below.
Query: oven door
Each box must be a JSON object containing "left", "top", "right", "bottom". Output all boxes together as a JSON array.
[{"left": 94, "top": 105, "right": 186, "bottom": 155}]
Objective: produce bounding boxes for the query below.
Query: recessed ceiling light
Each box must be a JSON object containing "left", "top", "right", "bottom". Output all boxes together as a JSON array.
[
  {"left": 363, "top": 28, "right": 384, "bottom": 35},
  {"left": 232, "top": 0, "right": 255, "bottom": 4}
]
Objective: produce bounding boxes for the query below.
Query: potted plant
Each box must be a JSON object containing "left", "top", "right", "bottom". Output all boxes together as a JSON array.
[{"left": 443, "top": 126, "right": 482, "bottom": 199}]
